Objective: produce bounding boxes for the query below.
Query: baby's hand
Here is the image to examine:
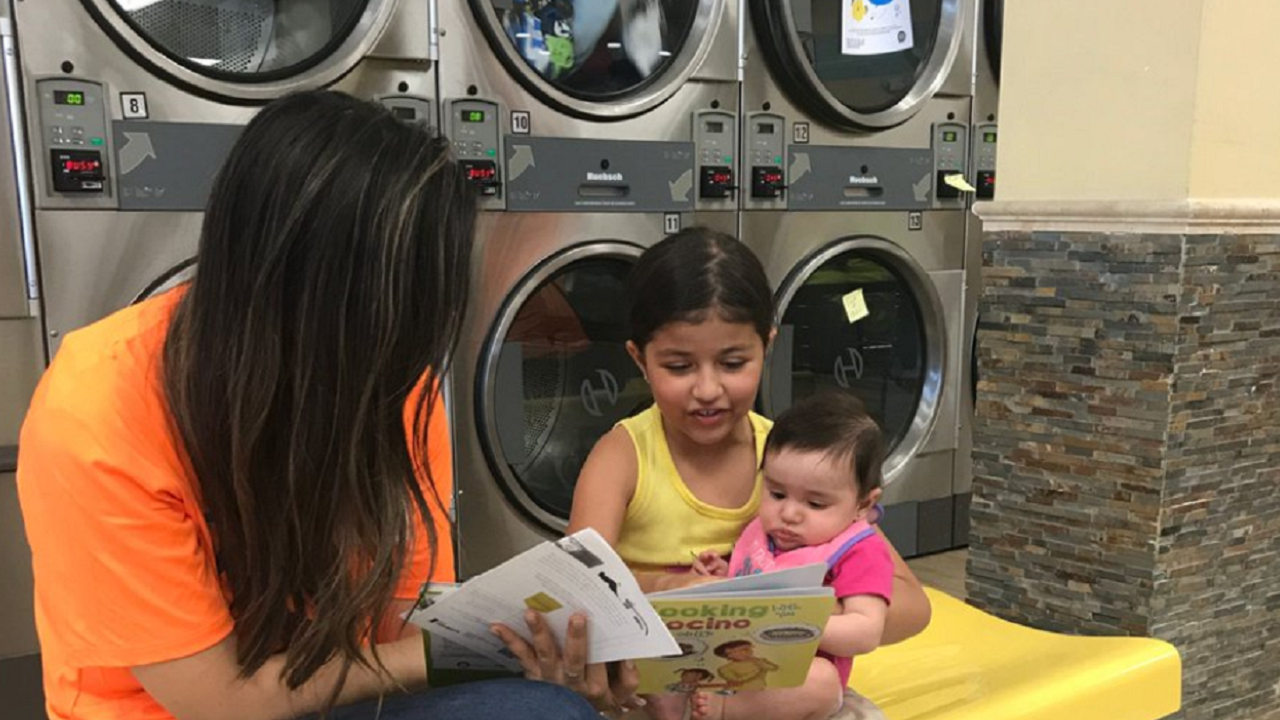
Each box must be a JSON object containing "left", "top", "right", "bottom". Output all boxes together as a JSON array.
[{"left": 692, "top": 550, "right": 729, "bottom": 577}]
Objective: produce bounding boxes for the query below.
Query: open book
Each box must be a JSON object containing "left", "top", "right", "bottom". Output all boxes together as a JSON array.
[
  {"left": 637, "top": 565, "right": 834, "bottom": 694},
  {"left": 404, "top": 529, "right": 833, "bottom": 692}
]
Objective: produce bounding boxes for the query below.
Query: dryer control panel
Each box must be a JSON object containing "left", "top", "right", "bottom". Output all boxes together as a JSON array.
[
  {"left": 933, "top": 122, "right": 969, "bottom": 207},
  {"left": 449, "top": 100, "right": 502, "bottom": 204},
  {"left": 693, "top": 110, "right": 736, "bottom": 202},
  {"left": 38, "top": 79, "right": 109, "bottom": 196},
  {"left": 972, "top": 123, "right": 997, "bottom": 200},
  {"left": 746, "top": 112, "right": 786, "bottom": 203},
  {"left": 380, "top": 95, "right": 434, "bottom": 132}
]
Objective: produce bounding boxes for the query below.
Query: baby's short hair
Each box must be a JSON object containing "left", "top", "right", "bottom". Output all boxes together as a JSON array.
[{"left": 764, "top": 392, "right": 885, "bottom": 497}]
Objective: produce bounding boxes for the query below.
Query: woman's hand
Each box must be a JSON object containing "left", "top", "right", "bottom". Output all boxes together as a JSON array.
[{"left": 491, "top": 610, "right": 644, "bottom": 713}]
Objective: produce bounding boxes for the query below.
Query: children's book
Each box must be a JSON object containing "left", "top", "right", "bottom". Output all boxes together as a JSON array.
[
  {"left": 403, "top": 530, "right": 833, "bottom": 693},
  {"left": 635, "top": 564, "right": 834, "bottom": 694},
  {"left": 404, "top": 529, "right": 679, "bottom": 670}
]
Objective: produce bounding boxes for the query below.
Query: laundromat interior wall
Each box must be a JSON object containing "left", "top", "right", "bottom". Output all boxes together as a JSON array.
[
  {"left": 974, "top": 1, "right": 1280, "bottom": 718},
  {"left": 4, "top": 1, "right": 1280, "bottom": 719},
  {"left": 999, "top": 0, "right": 1280, "bottom": 204}
]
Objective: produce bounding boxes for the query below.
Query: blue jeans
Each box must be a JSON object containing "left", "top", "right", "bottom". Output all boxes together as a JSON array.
[{"left": 308, "top": 678, "right": 601, "bottom": 720}]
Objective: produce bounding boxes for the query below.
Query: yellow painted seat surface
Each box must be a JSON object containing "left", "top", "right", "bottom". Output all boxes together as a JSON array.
[{"left": 850, "top": 588, "right": 1182, "bottom": 720}]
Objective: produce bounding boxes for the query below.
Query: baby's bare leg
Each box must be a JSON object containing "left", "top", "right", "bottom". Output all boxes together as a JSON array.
[{"left": 694, "top": 658, "right": 844, "bottom": 720}]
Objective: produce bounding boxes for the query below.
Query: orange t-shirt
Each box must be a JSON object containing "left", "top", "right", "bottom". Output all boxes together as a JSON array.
[{"left": 16, "top": 290, "right": 455, "bottom": 720}]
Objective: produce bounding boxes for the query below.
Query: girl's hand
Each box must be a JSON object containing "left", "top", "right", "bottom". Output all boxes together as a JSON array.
[
  {"left": 691, "top": 550, "right": 729, "bottom": 577},
  {"left": 491, "top": 611, "right": 645, "bottom": 713}
]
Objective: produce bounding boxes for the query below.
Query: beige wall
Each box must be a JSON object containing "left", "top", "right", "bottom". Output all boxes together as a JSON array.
[
  {"left": 1187, "top": 2, "right": 1280, "bottom": 199},
  {"left": 997, "top": 0, "right": 1203, "bottom": 203}
]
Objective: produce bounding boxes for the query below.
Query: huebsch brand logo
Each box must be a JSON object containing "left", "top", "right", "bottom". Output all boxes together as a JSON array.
[
  {"left": 586, "top": 172, "right": 624, "bottom": 182},
  {"left": 848, "top": 175, "right": 880, "bottom": 185}
]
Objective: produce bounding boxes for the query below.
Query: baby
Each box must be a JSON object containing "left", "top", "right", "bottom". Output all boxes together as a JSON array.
[{"left": 691, "top": 392, "right": 895, "bottom": 720}]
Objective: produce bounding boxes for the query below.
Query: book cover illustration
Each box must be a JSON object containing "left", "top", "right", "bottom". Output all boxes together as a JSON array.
[{"left": 635, "top": 589, "right": 834, "bottom": 695}]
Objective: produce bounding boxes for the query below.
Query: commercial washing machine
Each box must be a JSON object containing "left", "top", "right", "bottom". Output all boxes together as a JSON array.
[
  {"left": 10, "top": 0, "right": 438, "bottom": 357},
  {"left": 437, "top": 0, "right": 741, "bottom": 578},
  {"left": 953, "top": 0, "right": 1001, "bottom": 548},
  {"left": 739, "top": 0, "right": 975, "bottom": 557}
]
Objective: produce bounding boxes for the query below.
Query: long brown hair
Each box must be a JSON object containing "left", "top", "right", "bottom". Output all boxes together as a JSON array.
[{"left": 162, "top": 91, "right": 474, "bottom": 697}]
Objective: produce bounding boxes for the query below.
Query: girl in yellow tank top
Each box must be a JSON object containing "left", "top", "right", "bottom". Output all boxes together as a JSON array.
[
  {"left": 565, "top": 228, "right": 931, "bottom": 720},
  {"left": 567, "top": 228, "right": 777, "bottom": 590}
]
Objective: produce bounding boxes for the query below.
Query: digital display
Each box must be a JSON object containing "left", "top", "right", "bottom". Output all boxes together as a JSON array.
[
  {"left": 760, "top": 171, "right": 783, "bottom": 183},
  {"left": 757, "top": 123, "right": 774, "bottom": 134},
  {"left": 705, "top": 121, "right": 725, "bottom": 133},
  {"left": 62, "top": 158, "right": 101, "bottom": 173},
  {"left": 54, "top": 90, "right": 85, "bottom": 106},
  {"left": 466, "top": 165, "right": 497, "bottom": 181},
  {"left": 942, "top": 131, "right": 957, "bottom": 142},
  {"left": 709, "top": 171, "right": 732, "bottom": 184},
  {"left": 984, "top": 131, "right": 998, "bottom": 143},
  {"left": 392, "top": 106, "right": 416, "bottom": 120},
  {"left": 462, "top": 110, "right": 486, "bottom": 123}
]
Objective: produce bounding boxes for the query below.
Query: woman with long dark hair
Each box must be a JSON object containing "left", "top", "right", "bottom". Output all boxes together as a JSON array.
[{"left": 17, "top": 91, "right": 631, "bottom": 720}]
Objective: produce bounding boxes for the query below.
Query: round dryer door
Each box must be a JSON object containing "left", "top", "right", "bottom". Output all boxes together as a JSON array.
[
  {"left": 763, "top": 238, "right": 945, "bottom": 484},
  {"left": 751, "top": 0, "right": 962, "bottom": 129},
  {"left": 477, "top": 243, "right": 651, "bottom": 532},
  {"left": 472, "top": 0, "right": 718, "bottom": 119},
  {"left": 92, "top": 0, "right": 393, "bottom": 102},
  {"left": 983, "top": 0, "right": 1003, "bottom": 84}
]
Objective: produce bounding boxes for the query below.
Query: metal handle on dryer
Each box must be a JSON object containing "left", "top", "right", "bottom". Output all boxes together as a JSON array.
[
  {"left": 1, "top": 18, "right": 40, "bottom": 308},
  {"left": 970, "top": 311, "right": 980, "bottom": 406},
  {"left": 428, "top": 0, "right": 440, "bottom": 62}
]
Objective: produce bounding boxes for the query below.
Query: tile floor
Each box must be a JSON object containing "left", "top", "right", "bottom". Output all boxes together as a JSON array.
[{"left": 907, "top": 549, "right": 968, "bottom": 600}]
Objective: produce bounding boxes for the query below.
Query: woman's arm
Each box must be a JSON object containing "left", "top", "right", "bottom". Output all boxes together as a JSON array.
[
  {"left": 878, "top": 528, "right": 932, "bottom": 645},
  {"left": 133, "top": 632, "right": 426, "bottom": 720}
]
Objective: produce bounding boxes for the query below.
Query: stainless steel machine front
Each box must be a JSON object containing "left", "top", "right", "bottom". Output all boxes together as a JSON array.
[
  {"left": 14, "top": 0, "right": 438, "bottom": 356},
  {"left": 438, "top": 0, "right": 742, "bottom": 577},
  {"left": 740, "top": 0, "right": 976, "bottom": 557}
]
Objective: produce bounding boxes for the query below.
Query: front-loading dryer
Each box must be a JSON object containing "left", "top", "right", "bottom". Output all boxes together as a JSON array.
[
  {"left": 437, "top": 0, "right": 741, "bottom": 578},
  {"left": 9, "top": 0, "right": 438, "bottom": 357},
  {"left": 740, "top": 0, "right": 975, "bottom": 557}
]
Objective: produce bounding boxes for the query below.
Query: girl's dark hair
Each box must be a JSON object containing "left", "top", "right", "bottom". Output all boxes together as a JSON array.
[
  {"left": 764, "top": 392, "right": 886, "bottom": 498},
  {"left": 162, "top": 91, "right": 474, "bottom": 699},
  {"left": 626, "top": 227, "right": 774, "bottom": 348}
]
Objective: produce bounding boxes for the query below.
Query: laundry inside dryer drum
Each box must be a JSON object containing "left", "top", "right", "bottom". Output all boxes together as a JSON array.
[
  {"left": 492, "top": 0, "right": 700, "bottom": 99},
  {"left": 778, "top": 0, "right": 944, "bottom": 114},
  {"left": 117, "top": 0, "right": 366, "bottom": 75},
  {"left": 490, "top": 259, "right": 650, "bottom": 519}
]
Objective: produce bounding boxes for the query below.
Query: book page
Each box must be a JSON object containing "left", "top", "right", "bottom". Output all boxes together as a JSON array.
[
  {"left": 650, "top": 562, "right": 829, "bottom": 599},
  {"left": 405, "top": 529, "right": 679, "bottom": 666}
]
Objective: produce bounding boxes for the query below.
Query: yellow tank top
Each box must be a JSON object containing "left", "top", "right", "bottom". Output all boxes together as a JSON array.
[{"left": 614, "top": 405, "right": 772, "bottom": 568}]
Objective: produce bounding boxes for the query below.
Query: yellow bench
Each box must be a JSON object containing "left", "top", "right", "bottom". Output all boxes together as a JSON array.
[{"left": 850, "top": 588, "right": 1182, "bottom": 720}]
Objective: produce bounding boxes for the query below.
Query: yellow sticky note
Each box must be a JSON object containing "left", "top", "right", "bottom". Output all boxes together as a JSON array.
[
  {"left": 842, "top": 288, "right": 870, "bottom": 324},
  {"left": 944, "top": 173, "right": 976, "bottom": 192},
  {"left": 524, "top": 592, "right": 563, "bottom": 614}
]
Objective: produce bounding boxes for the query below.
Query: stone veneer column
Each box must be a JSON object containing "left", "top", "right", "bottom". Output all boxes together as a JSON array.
[
  {"left": 967, "top": 203, "right": 1280, "bottom": 720},
  {"left": 969, "top": 0, "right": 1280, "bottom": 716}
]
